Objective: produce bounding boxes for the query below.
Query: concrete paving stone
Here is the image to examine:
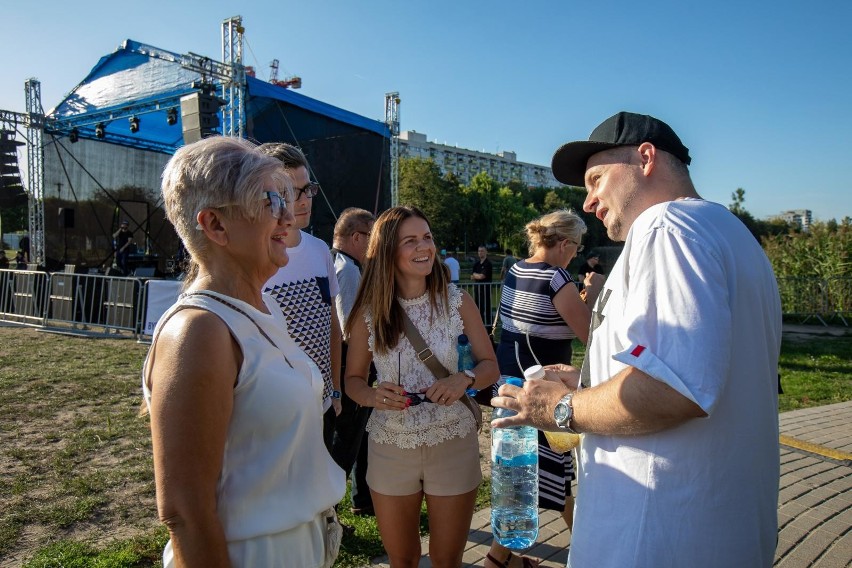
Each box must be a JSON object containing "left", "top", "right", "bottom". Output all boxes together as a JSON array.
[
  {"left": 466, "top": 527, "right": 493, "bottom": 547},
  {"left": 819, "top": 512, "right": 852, "bottom": 537},
  {"left": 778, "top": 546, "right": 824, "bottom": 567},
  {"left": 779, "top": 500, "right": 811, "bottom": 520},
  {"left": 779, "top": 485, "right": 811, "bottom": 503},
  {"left": 779, "top": 521, "right": 811, "bottom": 543},
  {"left": 801, "top": 527, "right": 844, "bottom": 555},
  {"left": 461, "top": 543, "right": 490, "bottom": 566},
  {"left": 798, "top": 462, "right": 839, "bottom": 479},
  {"left": 789, "top": 512, "right": 826, "bottom": 533},
  {"left": 813, "top": 551, "right": 852, "bottom": 568}
]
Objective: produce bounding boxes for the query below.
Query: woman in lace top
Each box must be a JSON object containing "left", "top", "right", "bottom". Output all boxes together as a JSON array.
[{"left": 345, "top": 206, "right": 498, "bottom": 567}]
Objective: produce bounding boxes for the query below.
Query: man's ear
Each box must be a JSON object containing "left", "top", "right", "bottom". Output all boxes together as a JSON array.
[
  {"left": 196, "top": 209, "right": 229, "bottom": 246},
  {"left": 637, "top": 142, "right": 657, "bottom": 177}
]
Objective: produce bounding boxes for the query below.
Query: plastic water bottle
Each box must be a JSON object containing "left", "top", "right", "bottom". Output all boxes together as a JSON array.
[
  {"left": 457, "top": 334, "right": 478, "bottom": 396},
  {"left": 491, "top": 377, "right": 539, "bottom": 550}
]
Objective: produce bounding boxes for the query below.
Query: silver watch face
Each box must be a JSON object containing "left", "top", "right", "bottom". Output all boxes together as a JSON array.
[
  {"left": 554, "top": 394, "right": 573, "bottom": 427},
  {"left": 555, "top": 401, "right": 569, "bottom": 423}
]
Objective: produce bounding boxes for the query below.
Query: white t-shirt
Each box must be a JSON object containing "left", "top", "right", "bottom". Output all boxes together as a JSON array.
[
  {"left": 443, "top": 256, "right": 460, "bottom": 281},
  {"left": 264, "top": 231, "right": 339, "bottom": 408},
  {"left": 571, "top": 199, "right": 781, "bottom": 568}
]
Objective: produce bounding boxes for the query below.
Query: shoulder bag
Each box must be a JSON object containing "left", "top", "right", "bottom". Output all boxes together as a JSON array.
[{"left": 400, "top": 309, "right": 483, "bottom": 431}]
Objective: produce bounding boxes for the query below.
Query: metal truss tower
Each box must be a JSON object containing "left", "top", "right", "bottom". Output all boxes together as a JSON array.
[
  {"left": 24, "top": 79, "right": 45, "bottom": 266},
  {"left": 221, "top": 16, "right": 247, "bottom": 138},
  {"left": 384, "top": 92, "right": 401, "bottom": 207}
]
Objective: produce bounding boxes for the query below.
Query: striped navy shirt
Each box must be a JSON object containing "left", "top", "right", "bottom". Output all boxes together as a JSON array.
[{"left": 499, "top": 260, "right": 577, "bottom": 340}]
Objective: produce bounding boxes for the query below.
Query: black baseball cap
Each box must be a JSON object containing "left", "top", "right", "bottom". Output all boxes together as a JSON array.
[{"left": 551, "top": 111, "right": 691, "bottom": 187}]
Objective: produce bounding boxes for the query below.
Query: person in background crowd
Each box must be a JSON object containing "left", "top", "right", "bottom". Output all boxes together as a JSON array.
[
  {"left": 0, "top": 252, "right": 10, "bottom": 269},
  {"left": 441, "top": 249, "right": 460, "bottom": 283},
  {"left": 499, "top": 248, "right": 517, "bottom": 280},
  {"left": 485, "top": 209, "right": 602, "bottom": 568},
  {"left": 259, "top": 143, "right": 343, "bottom": 451},
  {"left": 345, "top": 206, "right": 499, "bottom": 568},
  {"left": 577, "top": 251, "right": 604, "bottom": 279},
  {"left": 492, "top": 111, "right": 782, "bottom": 567},
  {"left": 14, "top": 250, "right": 26, "bottom": 270},
  {"left": 471, "top": 245, "right": 493, "bottom": 324},
  {"left": 144, "top": 136, "right": 345, "bottom": 566},
  {"left": 113, "top": 220, "right": 135, "bottom": 275},
  {"left": 330, "top": 207, "right": 377, "bottom": 517}
]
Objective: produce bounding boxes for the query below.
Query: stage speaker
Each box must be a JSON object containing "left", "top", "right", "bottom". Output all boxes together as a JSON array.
[
  {"left": 180, "top": 91, "right": 225, "bottom": 145},
  {"left": 58, "top": 207, "right": 75, "bottom": 229}
]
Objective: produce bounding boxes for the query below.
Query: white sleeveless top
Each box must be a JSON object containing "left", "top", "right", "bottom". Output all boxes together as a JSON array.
[
  {"left": 364, "top": 284, "right": 476, "bottom": 449},
  {"left": 142, "top": 291, "right": 345, "bottom": 542}
]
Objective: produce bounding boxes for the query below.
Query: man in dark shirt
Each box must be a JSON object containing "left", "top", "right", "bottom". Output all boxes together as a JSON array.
[
  {"left": 471, "top": 245, "right": 493, "bottom": 324},
  {"left": 113, "top": 221, "right": 134, "bottom": 275},
  {"left": 578, "top": 252, "right": 604, "bottom": 278}
]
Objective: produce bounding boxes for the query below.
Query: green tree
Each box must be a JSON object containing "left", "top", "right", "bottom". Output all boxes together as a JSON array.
[
  {"left": 460, "top": 172, "right": 501, "bottom": 248},
  {"left": 398, "top": 157, "right": 465, "bottom": 250}
]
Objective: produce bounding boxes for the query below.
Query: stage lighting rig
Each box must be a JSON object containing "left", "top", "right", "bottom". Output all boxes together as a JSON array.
[
  {"left": 95, "top": 123, "right": 106, "bottom": 139},
  {"left": 129, "top": 116, "right": 140, "bottom": 133},
  {"left": 166, "top": 108, "right": 178, "bottom": 125}
]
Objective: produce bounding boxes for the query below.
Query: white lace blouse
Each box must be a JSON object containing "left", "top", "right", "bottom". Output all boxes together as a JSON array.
[{"left": 364, "top": 284, "right": 476, "bottom": 449}]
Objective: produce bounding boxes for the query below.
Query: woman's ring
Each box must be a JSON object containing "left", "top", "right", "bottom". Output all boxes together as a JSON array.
[{"left": 383, "top": 397, "right": 387, "bottom": 404}]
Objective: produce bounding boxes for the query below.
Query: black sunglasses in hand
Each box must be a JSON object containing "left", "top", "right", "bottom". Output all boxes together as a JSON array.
[{"left": 405, "top": 393, "right": 435, "bottom": 406}]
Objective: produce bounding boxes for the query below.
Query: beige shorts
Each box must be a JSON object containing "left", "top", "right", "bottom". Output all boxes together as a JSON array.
[{"left": 367, "top": 430, "right": 482, "bottom": 496}]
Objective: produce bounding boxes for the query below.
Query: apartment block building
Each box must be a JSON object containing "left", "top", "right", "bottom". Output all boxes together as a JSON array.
[
  {"left": 772, "top": 209, "right": 813, "bottom": 231},
  {"left": 398, "top": 130, "right": 561, "bottom": 188}
]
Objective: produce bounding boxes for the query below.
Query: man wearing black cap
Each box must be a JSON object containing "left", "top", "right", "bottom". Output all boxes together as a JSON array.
[{"left": 492, "top": 112, "right": 781, "bottom": 567}]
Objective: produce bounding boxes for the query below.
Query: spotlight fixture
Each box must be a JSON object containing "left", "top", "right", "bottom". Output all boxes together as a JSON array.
[
  {"left": 95, "top": 123, "right": 106, "bottom": 139},
  {"left": 69, "top": 128, "right": 79, "bottom": 143},
  {"left": 129, "top": 116, "right": 140, "bottom": 134},
  {"left": 166, "top": 108, "right": 178, "bottom": 126}
]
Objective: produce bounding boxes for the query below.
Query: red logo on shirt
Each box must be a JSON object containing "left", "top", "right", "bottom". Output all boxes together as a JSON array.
[{"left": 630, "top": 345, "right": 646, "bottom": 357}]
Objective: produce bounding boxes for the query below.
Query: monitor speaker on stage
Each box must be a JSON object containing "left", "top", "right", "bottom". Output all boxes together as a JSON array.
[{"left": 58, "top": 207, "right": 75, "bottom": 229}]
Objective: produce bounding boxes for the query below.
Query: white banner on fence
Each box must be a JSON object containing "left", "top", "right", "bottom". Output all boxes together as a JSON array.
[{"left": 143, "top": 280, "right": 182, "bottom": 336}]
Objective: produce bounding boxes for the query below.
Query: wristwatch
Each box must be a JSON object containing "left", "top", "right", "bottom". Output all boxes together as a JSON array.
[
  {"left": 462, "top": 369, "right": 476, "bottom": 388},
  {"left": 554, "top": 393, "right": 576, "bottom": 433},
  {"left": 331, "top": 390, "right": 342, "bottom": 400}
]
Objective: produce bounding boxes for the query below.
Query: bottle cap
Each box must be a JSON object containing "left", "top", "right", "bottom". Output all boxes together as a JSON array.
[
  {"left": 505, "top": 377, "right": 523, "bottom": 387},
  {"left": 524, "top": 365, "right": 545, "bottom": 380},
  {"left": 458, "top": 334, "right": 470, "bottom": 345}
]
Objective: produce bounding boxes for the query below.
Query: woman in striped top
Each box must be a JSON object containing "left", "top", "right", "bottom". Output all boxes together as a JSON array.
[{"left": 485, "top": 209, "right": 603, "bottom": 568}]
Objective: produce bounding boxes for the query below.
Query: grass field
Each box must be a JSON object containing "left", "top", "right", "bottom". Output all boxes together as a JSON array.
[{"left": 0, "top": 325, "right": 849, "bottom": 567}]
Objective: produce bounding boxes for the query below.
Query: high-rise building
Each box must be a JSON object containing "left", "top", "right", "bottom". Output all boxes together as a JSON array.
[
  {"left": 398, "top": 130, "right": 561, "bottom": 188},
  {"left": 771, "top": 209, "right": 812, "bottom": 231}
]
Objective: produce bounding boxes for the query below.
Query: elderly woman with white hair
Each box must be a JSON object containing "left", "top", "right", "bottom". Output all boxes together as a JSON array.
[{"left": 143, "top": 136, "right": 345, "bottom": 567}]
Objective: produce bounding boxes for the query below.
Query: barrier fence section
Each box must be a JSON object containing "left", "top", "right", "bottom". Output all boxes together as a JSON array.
[
  {"left": 0, "top": 272, "right": 849, "bottom": 335},
  {"left": 0, "top": 268, "right": 144, "bottom": 336}
]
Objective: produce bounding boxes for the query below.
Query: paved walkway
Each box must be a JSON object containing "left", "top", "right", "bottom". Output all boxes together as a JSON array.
[{"left": 368, "top": 400, "right": 852, "bottom": 567}]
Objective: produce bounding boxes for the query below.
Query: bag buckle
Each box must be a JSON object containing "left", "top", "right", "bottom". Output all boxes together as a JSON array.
[{"left": 416, "top": 347, "right": 434, "bottom": 362}]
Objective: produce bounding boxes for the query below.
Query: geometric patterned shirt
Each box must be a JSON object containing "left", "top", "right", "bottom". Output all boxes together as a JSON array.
[{"left": 264, "top": 231, "right": 339, "bottom": 407}]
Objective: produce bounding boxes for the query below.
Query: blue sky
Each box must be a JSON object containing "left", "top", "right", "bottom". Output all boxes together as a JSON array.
[{"left": 2, "top": 0, "right": 849, "bottom": 221}]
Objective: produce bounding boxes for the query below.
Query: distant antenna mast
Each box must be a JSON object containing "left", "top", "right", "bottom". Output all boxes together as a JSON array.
[
  {"left": 384, "top": 92, "right": 400, "bottom": 207},
  {"left": 221, "top": 15, "right": 246, "bottom": 137}
]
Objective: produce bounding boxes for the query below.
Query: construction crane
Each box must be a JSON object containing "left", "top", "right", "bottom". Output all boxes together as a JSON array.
[{"left": 268, "top": 59, "right": 302, "bottom": 89}]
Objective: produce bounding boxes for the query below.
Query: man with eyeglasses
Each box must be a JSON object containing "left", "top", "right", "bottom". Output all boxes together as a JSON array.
[
  {"left": 330, "top": 207, "right": 376, "bottom": 516},
  {"left": 259, "top": 143, "right": 343, "bottom": 451}
]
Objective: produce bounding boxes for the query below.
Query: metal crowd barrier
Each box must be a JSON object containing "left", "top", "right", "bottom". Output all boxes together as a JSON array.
[
  {"left": 0, "top": 268, "right": 145, "bottom": 337},
  {"left": 0, "top": 272, "right": 848, "bottom": 335}
]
